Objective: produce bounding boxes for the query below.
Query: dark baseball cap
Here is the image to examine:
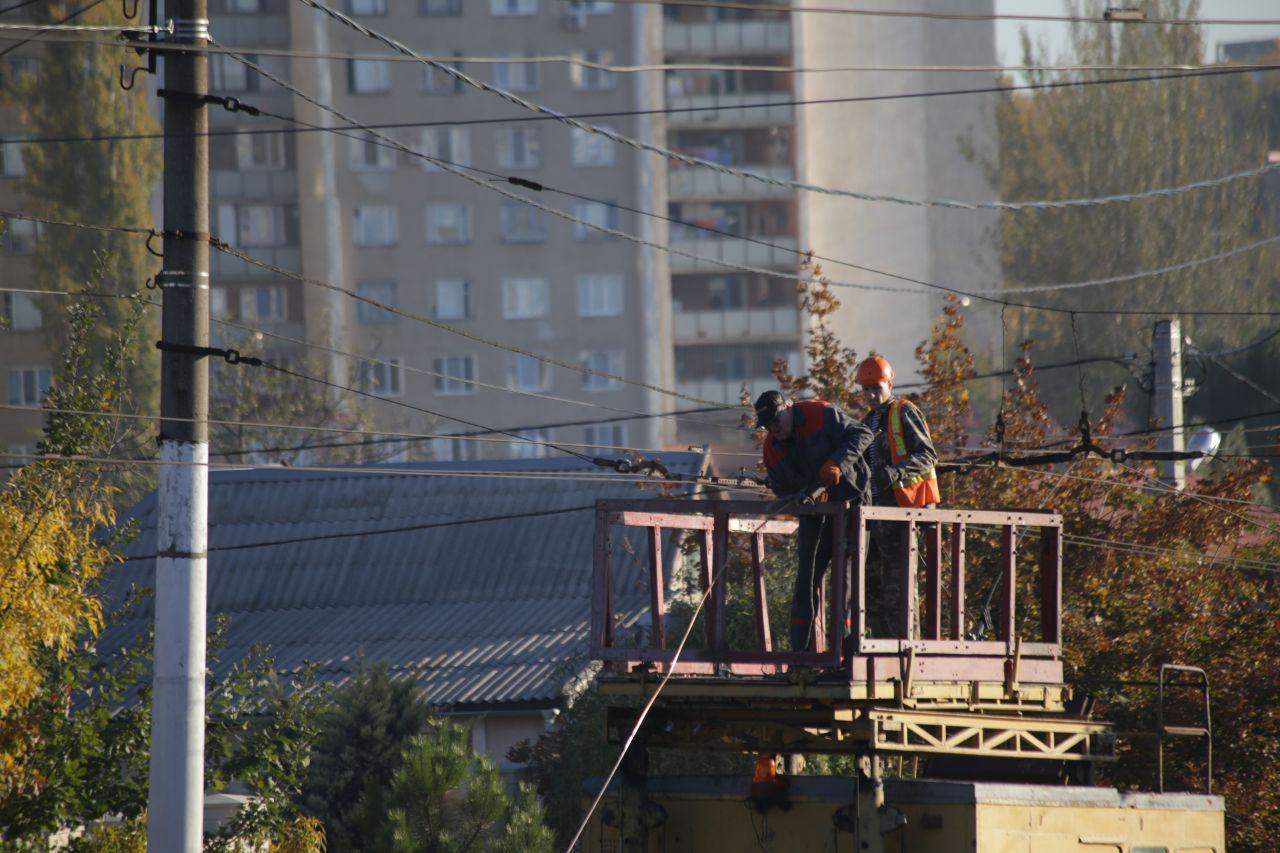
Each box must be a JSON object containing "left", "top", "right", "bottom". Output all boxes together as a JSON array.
[{"left": 754, "top": 390, "right": 786, "bottom": 428}]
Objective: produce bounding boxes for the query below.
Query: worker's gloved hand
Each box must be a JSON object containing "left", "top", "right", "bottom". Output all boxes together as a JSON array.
[
  {"left": 818, "top": 459, "right": 841, "bottom": 488},
  {"left": 876, "top": 464, "right": 898, "bottom": 492},
  {"left": 797, "top": 484, "right": 828, "bottom": 506}
]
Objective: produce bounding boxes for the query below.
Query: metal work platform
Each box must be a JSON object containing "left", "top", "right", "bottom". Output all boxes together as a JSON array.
[{"left": 590, "top": 498, "right": 1112, "bottom": 768}]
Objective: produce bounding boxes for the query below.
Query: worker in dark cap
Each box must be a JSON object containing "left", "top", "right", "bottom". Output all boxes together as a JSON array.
[{"left": 755, "top": 391, "right": 873, "bottom": 653}]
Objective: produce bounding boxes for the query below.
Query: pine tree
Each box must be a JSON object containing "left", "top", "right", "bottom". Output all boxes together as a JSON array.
[{"left": 298, "top": 663, "right": 431, "bottom": 852}]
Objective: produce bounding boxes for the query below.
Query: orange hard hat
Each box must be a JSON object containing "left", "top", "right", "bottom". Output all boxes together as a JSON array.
[{"left": 855, "top": 355, "right": 893, "bottom": 386}]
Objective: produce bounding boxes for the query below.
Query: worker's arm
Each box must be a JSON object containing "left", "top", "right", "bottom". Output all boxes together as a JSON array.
[
  {"left": 884, "top": 401, "right": 938, "bottom": 485},
  {"left": 822, "top": 404, "right": 873, "bottom": 471}
]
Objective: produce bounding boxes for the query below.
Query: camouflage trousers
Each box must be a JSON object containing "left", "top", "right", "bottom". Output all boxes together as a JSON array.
[{"left": 865, "top": 504, "right": 920, "bottom": 639}]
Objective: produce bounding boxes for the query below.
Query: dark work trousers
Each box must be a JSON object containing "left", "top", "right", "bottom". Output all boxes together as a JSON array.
[
  {"left": 790, "top": 514, "right": 851, "bottom": 652},
  {"left": 865, "top": 494, "right": 920, "bottom": 638}
]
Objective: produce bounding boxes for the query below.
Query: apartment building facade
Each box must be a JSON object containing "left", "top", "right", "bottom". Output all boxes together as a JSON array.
[
  {"left": 1, "top": 48, "right": 51, "bottom": 460},
  {"left": 215, "top": 0, "right": 673, "bottom": 460},
  {"left": 1, "top": 0, "right": 996, "bottom": 463},
  {"left": 660, "top": 1, "right": 997, "bottom": 450}
]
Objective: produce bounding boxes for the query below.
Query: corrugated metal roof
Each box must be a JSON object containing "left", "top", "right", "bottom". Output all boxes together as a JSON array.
[{"left": 98, "top": 453, "right": 708, "bottom": 709}]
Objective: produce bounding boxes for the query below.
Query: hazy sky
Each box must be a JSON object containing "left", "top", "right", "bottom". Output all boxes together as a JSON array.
[{"left": 995, "top": 0, "right": 1280, "bottom": 64}]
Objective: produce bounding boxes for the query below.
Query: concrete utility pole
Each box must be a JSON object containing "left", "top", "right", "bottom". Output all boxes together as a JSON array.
[
  {"left": 1152, "top": 319, "right": 1186, "bottom": 490},
  {"left": 148, "top": 0, "right": 210, "bottom": 849}
]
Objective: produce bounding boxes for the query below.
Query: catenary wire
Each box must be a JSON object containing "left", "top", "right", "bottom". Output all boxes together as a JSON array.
[
  {"left": 598, "top": 0, "right": 1280, "bottom": 26},
  {"left": 297, "top": 0, "right": 1280, "bottom": 215},
  {"left": 199, "top": 42, "right": 1280, "bottom": 314},
  {"left": 9, "top": 32, "right": 1267, "bottom": 74},
  {"left": 0, "top": 0, "right": 104, "bottom": 59},
  {"left": 0, "top": 281, "right": 748, "bottom": 434},
  {"left": 10, "top": 47, "right": 1276, "bottom": 158},
  {"left": 0, "top": 0, "right": 44, "bottom": 16}
]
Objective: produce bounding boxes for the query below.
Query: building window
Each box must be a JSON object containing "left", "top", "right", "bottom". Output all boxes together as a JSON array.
[
  {"left": 226, "top": 0, "right": 260, "bottom": 11},
  {"left": 506, "top": 354, "right": 549, "bottom": 392},
  {"left": 352, "top": 205, "right": 399, "bottom": 246},
  {"left": 356, "top": 280, "right": 397, "bottom": 323},
  {"left": 217, "top": 204, "right": 288, "bottom": 247},
  {"left": 493, "top": 54, "right": 540, "bottom": 92},
  {"left": 568, "top": 0, "right": 613, "bottom": 11},
  {"left": 235, "top": 131, "right": 285, "bottom": 171},
  {"left": 495, "top": 128, "right": 541, "bottom": 170},
  {"left": 417, "top": 126, "right": 470, "bottom": 170},
  {"left": 433, "top": 280, "right": 470, "bottom": 320},
  {"left": 508, "top": 428, "right": 550, "bottom": 459},
  {"left": 210, "top": 54, "right": 254, "bottom": 92},
  {"left": 359, "top": 358, "right": 403, "bottom": 397},
  {"left": 349, "top": 0, "right": 386, "bottom": 14},
  {"left": 425, "top": 203, "right": 472, "bottom": 245},
  {"left": 571, "top": 127, "right": 615, "bottom": 167},
  {"left": 239, "top": 285, "right": 287, "bottom": 324},
  {"left": 490, "top": 0, "right": 536, "bottom": 15},
  {"left": 210, "top": 286, "right": 230, "bottom": 321},
  {"left": 348, "top": 59, "right": 391, "bottom": 94},
  {"left": 433, "top": 355, "right": 476, "bottom": 395},
  {"left": 584, "top": 423, "right": 626, "bottom": 449},
  {"left": 0, "top": 219, "right": 39, "bottom": 255},
  {"left": 1, "top": 293, "right": 41, "bottom": 332},
  {"left": 431, "top": 436, "right": 477, "bottom": 461},
  {"left": 419, "top": 0, "right": 462, "bottom": 15},
  {"left": 573, "top": 201, "right": 619, "bottom": 240},
  {"left": 501, "top": 277, "right": 550, "bottom": 319},
  {"left": 577, "top": 274, "right": 623, "bottom": 317},
  {"left": 499, "top": 204, "right": 546, "bottom": 243},
  {"left": 570, "top": 49, "right": 615, "bottom": 91},
  {"left": 347, "top": 131, "right": 396, "bottom": 171},
  {"left": 7, "top": 367, "right": 52, "bottom": 407},
  {"left": 580, "top": 351, "right": 623, "bottom": 391},
  {"left": 0, "top": 139, "right": 26, "bottom": 177},
  {"left": 422, "top": 53, "right": 464, "bottom": 93}
]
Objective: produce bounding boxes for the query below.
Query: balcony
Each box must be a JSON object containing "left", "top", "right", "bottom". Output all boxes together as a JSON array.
[
  {"left": 668, "top": 164, "right": 794, "bottom": 199},
  {"left": 666, "top": 92, "right": 794, "bottom": 128},
  {"left": 676, "top": 376, "right": 779, "bottom": 405},
  {"left": 668, "top": 235, "right": 797, "bottom": 274},
  {"left": 663, "top": 20, "right": 791, "bottom": 56},
  {"left": 673, "top": 307, "right": 799, "bottom": 342}
]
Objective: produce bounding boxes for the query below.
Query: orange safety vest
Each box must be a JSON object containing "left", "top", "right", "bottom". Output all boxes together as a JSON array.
[{"left": 887, "top": 399, "right": 941, "bottom": 508}]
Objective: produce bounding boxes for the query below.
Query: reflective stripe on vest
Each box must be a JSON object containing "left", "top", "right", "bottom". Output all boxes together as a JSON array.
[{"left": 887, "top": 399, "right": 941, "bottom": 508}]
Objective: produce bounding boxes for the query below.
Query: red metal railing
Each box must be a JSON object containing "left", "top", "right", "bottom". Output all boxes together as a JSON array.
[{"left": 590, "top": 499, "right": 1065, "bottom": 685}]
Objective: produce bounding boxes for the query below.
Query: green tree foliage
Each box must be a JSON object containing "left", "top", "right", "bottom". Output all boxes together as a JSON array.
[
  {"left": 371, "top": 722, "right": 552, "bottom": 853},
  {"left": 0, "top": 300, "right": 327, "bottom": 850},
  {"left": 0, "top": 610, "right": 329, "bottom": 851},
  {"left": 298, "top": 662, "right": 431, "bottom": 852},
  {"left": 8, "top": 2, "right": 162, "bottom": 406},
  {"left": 0, "top": 300, "right": 142, "bottom": 779},
  {"left": 993, "top": 0, "right": 1280, "bottom": 429},
  {"left": 520, "top": 284, "right": 1278, "bottom": 849}
]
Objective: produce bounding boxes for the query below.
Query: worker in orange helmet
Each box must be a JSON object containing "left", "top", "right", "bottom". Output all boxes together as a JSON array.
[
  {"left": 855, "top": 355, "right": 940, "bottom": 638},
  {"left": 755, "top": 390, "right": 873, "bottom": 653}
]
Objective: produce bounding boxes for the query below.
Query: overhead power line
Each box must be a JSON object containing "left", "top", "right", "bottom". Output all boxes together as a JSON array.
[
  {"left": 0, "top": 20, "right": 162, "bottom": 32},
  {"left": 0, "top": 0, "right": 104, "bottom": 60},
  {"left": 191, "top": 48, "right": 1280, "bottom": 319},
  {"left": 9, "top": 51, "right": 1276, "bottom": 150},
  {"left": 294, "top": 0, "right": 1280, "bottom": 215},
  {"left": 601, "top": 0, "right": 1280, "bottom": 26},
  {"left": 3, "top": 31, "right": 1265, "bottom": 75}
]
